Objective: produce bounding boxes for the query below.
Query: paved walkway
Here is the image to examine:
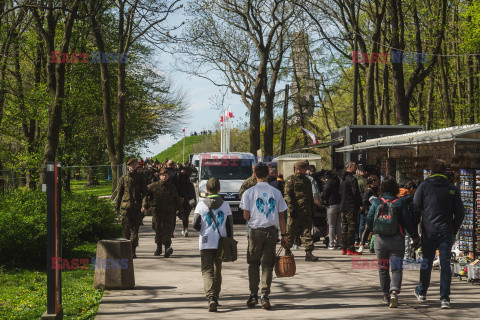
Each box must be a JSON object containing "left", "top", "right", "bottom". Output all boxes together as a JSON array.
[{"left": 95, "top": 217, "right": 480, "bottom": 319}]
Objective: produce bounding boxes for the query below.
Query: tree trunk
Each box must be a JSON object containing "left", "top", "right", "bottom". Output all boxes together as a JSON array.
[
  {"left": 416, "top": 82, "right": 424, "bottom": 125},
  {"left": 86, "top": 167, "right": 99, "bottom": 186},
  {"left": 365, "top": 0, "right": 387, "bottom": 125},
  {"left": 440, "top": 55, "right": 454, "bottom": 126},
  {"left": 358, "top": 77, "right": 367, "bottom": 125},
  {"left": 37, "top": 1, "right": 81, "bottom": 186},
  {"left": 88, "top": 0, "right": 118, "bottom": 189},
  {"left": 353, "top": 53, "right": 359, "bottom": 125},
  {"left": 467, "top": 56, "right": 475, "bottom": 124},
  {"left": 249, "top": 58, "right": 266, "bottom": 155},
  {"left": 426, "top": 75, "right": 435, "bottom": 130},
  {"left": 263, "top": 95, "right": 274, "bottom": 156}
]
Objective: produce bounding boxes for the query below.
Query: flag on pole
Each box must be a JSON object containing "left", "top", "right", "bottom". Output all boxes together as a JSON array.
[
  {"left": 229, "top": 110, "right": 234, "bottom": 118},
  {"left": 220, "top": 116, "right": 223, "bottom": 122},
  {"left": 301, "top": 127, "right": 318, "bottom": 144},
  {"left": 182, "top": 127, "right": 185, "bottom": 133}
]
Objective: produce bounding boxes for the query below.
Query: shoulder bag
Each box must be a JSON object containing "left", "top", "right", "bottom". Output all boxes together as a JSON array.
[{"left": 208, "top": 207, "right": 238, "bottom": 262}]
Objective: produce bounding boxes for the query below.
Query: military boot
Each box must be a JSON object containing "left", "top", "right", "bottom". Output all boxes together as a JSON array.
[
  {"left": 154, "top": 244, "right": 162, "bottom": 256},
  {"left": 305, "top": 250, "right": 319, "bottom": 261},
  {"left": 164, "top": 246, "right": 173, "bottom": 258}
]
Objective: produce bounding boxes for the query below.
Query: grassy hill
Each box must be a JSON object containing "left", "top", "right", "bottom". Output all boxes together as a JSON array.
[{"left": 154, "top": 134, "right": 210, "bottom": 163}]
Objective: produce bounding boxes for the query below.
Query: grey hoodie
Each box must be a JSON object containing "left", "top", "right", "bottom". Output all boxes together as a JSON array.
[{"left": 192, "top": 195, "right": 234, "bottom": 237}]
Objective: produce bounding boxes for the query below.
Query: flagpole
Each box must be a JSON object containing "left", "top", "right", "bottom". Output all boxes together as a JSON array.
[
  {"left": 183, "top": 129, "right": 185, "bottom": 165},
  {"left": 220, "top": 115, "right": 224, "bottom": 152},
  {"left": 227, "top": 110, "right": 230, "bottom": 152}
]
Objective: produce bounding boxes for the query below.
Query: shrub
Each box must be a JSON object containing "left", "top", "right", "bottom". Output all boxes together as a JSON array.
[{"left": 0, "top": 190, "right": 121, "bottom": 269}]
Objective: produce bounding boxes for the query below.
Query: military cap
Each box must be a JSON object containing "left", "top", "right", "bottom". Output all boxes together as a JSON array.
[
  {"left": 206, "top": 177, "right": 220, "bottom": 192},
  {"left": 159, "top": 168, "right": 169, "bottom": 175},
  {"left": 294, "top": 160, "right": 307, "bottom": 169},
  {"left": 127, "top": 158, "right": 138, "bottom": 166}
]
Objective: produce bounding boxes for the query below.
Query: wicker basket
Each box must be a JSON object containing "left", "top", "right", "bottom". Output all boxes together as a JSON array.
[{"left": 275, "top": 247, "right": 296, "bottom": 277}]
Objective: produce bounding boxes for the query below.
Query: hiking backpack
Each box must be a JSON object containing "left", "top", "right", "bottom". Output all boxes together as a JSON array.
[{"left": 373, "top": 198, "right": 400, "bottom": 235}]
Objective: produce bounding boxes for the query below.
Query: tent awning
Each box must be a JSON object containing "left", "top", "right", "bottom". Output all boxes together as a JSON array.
[
  {"left": 336, "top": 124, "right": 480, "bottom": 152},
  {"left": 290, "top": 138, "right": 344, "bottom": 152}
]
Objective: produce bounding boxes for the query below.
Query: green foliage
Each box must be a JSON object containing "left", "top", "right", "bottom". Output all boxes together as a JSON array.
[
  {"left": 463, "top": 0, "right": 480, "bottom": 51},
  {"left": 0, "top": 190, "right": 121, "bottom": 269},
  {"left": 0, "top": 268, "right": 103, "bottom": 320}
]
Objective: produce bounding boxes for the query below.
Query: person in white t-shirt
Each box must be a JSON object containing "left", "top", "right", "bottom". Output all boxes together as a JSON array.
[
  {"left": 192, "top": 177, "right": 233, "bottom": 312},
  {"left": 240, "top": 163, "right": 288, "bottom": 310}
]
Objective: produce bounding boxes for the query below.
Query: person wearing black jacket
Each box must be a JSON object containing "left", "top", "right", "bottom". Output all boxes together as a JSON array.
[
  {"left": 413, "top": 159, "right": 465, "bottom": 309},
  {"left": 340, "top": 162, "right": 363, "bottom": 255},
  {"left": 166, "top": 160, "right": 190, "bottom": 236},
  {"left": 321, "top": 170, "right": 341, "bottom": 249}
]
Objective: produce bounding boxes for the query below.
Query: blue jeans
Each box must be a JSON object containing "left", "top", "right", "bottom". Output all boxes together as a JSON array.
[
  {"left": 416, "top": 233, "right": 454, "bottom": 300},
  {"left": 356, "top": 213, "right": 365, "bottom": 243}
]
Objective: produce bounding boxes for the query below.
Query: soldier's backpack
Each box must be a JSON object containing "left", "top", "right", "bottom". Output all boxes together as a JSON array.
[{"left": 373, "top": 197, "right": 400, "bottom": 235}]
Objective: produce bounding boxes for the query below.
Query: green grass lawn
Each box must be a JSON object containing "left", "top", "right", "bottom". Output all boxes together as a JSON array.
[
  {"left": 70, "top": 180, "right": 113, "bottom": 198},
  {"left": 0, "top": 267, "right": 103, "bottom": 320},
  {"left": 154, "top": 134, "right": 208, "bottom": 163}
]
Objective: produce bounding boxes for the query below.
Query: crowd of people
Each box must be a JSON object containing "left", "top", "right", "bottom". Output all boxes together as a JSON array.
[
  {"left": 115, "top": 158, "right": 197, "bottom": 258},
  {"left": 116, "top": 156, "right": 465, "bottom": 313}
]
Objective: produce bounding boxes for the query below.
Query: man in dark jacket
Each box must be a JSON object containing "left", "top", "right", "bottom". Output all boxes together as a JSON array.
[
  {"left": 340, "top": 162, "right": 363, "bottom": 255},
  {"left": 166, "top": 160, "right": 190, "bottom": 235},
  {"left": 413, "top": 159, "right": 464, "bottom": 309},
  {"left": 321, "top": 170, "right": 341, "bottom": 249}
]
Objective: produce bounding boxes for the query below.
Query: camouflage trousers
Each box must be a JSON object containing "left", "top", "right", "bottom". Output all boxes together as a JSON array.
[
  {"left": 341, "top": 209, "right": 358, "bottom": 252},
  {"left": 152, "top": 213, "right": 175, "bottom": 248},
  {"left": 286, "top": 214, "right": 314, "bottom": 251},
  {"left": 121, "top": 209, "right": 142, "bottom": 248}
]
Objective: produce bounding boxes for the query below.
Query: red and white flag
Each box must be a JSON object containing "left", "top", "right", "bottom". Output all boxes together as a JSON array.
[
  {"left": 228, "top": 107, "right": 234, "bottom": 119},
  {"left": 301, "top": 127, "right": 318, "bottom": 144},
  {"left": 182, "top": 127, "right": 185, "bottom": 133},
  {"left": 220, "top": 116, "right": 223, "bottom": 122}
]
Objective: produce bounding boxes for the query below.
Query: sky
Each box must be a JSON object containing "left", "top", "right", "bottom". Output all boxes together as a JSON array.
[
  {"left": 140, "top": 68, "right": 249, "bottom": 158},
  {"left": 139, "top": 3, "right": 250, "bottom": 158}
]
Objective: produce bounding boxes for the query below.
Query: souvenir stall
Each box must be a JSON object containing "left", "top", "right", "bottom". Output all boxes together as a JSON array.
[{"left": 336, "top": 125, "right": 480, "bottom": 282}]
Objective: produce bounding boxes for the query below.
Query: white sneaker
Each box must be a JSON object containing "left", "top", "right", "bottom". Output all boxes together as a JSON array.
[
  {"left": 292, "top": 244, "right": 298, "bottom": 250},
  {"left": 181, "top": 230, "right": 185, "bottom": 236},
  {"left": 358, "top": 245, "right": 364, "bottom": 253},
  {"left": 328, "top": 246, "right": 335, "bottom": 250},
  {"left": 184, "top": 230, "right": 189, "bottom": 237}
]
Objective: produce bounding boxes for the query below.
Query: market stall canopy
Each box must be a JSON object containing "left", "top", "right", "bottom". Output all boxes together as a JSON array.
[
  {"left": 336, "top": 124, "right": 480, "bottom": 152},
  {"left": 290, "top": 138, "right": 344, "bottom": 152}
]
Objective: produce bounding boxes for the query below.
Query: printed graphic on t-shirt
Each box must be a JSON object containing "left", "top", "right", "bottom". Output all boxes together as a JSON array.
[
  {"left": 205, "top": 210, "right": 225, "bottom": 230},
  {"left": 256, "top": 193, "right": 276, "bottom": 218}
]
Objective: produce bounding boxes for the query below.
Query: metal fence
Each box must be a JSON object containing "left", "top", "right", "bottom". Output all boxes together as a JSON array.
[{"left": 0, "top": 164, "right": 127, "bottom": 198}]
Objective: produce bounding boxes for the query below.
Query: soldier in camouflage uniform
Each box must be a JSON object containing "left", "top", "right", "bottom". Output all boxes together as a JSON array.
[
  {"left": 239, "top": 173, "right": 257, "bottom": 199},
  {"left": 284, "top": 161, "right": 319, "bottom": 261},
  {"left": 116, "top": 158, "right": 148, "bottom": 258},
  {"left": 143, "top": 168, "right": 183, "bottom": 257}
]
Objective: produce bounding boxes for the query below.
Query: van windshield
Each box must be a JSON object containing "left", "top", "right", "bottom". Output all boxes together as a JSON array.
[{"left": 201, "top": 158, "right": 253, "bottom": 180}]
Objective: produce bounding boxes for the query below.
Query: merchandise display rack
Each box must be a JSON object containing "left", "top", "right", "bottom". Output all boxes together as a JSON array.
[{"left": 459, "top": 169, "right": 476, "bottom": 257}]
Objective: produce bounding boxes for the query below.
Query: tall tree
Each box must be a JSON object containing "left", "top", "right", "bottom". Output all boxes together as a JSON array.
[{"left": 182, "top": 0, "right": 299, "bottom": 155}]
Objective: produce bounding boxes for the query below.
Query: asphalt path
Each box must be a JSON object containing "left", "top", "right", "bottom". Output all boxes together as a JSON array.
[{"left": 95, "top": 216, "right": 480, "bottom": 319}]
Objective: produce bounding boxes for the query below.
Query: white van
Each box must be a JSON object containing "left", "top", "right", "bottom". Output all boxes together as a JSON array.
[{"left": 197, "top": 152, "right": 256, "bottom": 220}]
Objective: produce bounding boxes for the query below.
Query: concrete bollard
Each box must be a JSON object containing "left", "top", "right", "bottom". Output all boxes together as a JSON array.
[{"left": 94, "top": 239, "right": 135, "bottom": 289}]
